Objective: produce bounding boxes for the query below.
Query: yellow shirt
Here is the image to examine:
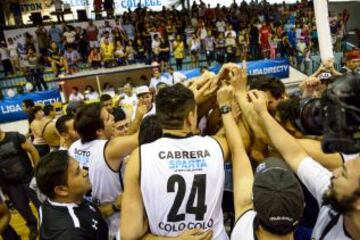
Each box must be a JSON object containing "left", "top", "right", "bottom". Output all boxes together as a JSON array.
[
  {"left": 100, "top": 42, "right": 114, "bottom": 60},
  {"left": 173, "top": 41, "right": 185, "bottom": 59}
]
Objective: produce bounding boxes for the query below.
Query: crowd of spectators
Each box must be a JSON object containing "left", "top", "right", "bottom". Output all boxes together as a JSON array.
[{"left": 0, "top": 0, "right": 352, "bottom": 91}]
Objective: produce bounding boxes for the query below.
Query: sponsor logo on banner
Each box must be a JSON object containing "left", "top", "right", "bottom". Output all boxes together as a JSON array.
[
  {"left": 181, "top": 58, "right": 290, "bottom": 80},
  {"left": 0, "top": 90, "right": 61, "bottom": 123}
]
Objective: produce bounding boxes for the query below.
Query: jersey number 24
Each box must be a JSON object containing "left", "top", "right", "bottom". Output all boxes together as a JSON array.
[{"left": 167, "top": 174, "right": 207, "bottom": 222}]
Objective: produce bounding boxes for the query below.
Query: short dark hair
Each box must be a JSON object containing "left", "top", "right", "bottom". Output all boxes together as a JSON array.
[
  {"left": 139, "top": 115, "right": 163, "bottom": 145},
  {"left": 74, "top": 103, "right": 104, "bottom": 143},
  {"left": 29, "top": 105, "right": 43, "bottom": 123},
  {"left": 43, "top": 105, "right": 54, "bottom": 116},
  {"left": 249, "top": 75, "right": 285, "bottom": 99},
  {"left": 156, "top": 84, "right": 195, "bottom": 129},
  {"left": 23, "top": 99, "right": 35, "bottom": 109},
  {"left": 56, "top": 114, "right": 74, "bottom": 134},
  {"left": 35, "top": 150, "right": 69, "bottom": 199},
  {"left": 113, "top": 108, "right": 126, "bottom": 122},
  {"left": 276, "top": 97, "right": 301, "bottom": 128},
  {"left": 100, "top": 94, "right": 112, "bottom": 103}
]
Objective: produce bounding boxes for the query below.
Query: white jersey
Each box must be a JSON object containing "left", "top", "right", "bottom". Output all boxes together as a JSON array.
[
  {"left": 231, "top": 210, "right": 257, "bottom": 240},
  {"left": 68, "top": 139, "right": 123, "bottom": 238},
  {"left": 140, "top": 134, "right": 228, "bottom": 240},
  {"left": 297, "top": 157, "right": 351, "bottom": 240},
  {"left": 68, "top": 139, "right": 123, "bottom": 204}
]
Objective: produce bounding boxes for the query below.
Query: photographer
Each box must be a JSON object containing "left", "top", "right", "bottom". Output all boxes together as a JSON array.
[{"left": 248, "top": 79, "right": 360, "bottom": 239}]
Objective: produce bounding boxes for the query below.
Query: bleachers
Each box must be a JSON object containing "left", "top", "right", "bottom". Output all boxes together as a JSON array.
[{"left": 0, "top": 53, "right": 209, "bottom": 97}]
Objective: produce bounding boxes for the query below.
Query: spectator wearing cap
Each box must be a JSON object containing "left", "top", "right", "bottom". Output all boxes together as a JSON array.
[
  {"left": 341, "top": 50, "right": 360, "bottom": 73},
  {"left": 133, "top": 86, "right": 155, "bottom": 120},
  {"left": 217, "top": 86, "right": 304, "bottom": 240}
]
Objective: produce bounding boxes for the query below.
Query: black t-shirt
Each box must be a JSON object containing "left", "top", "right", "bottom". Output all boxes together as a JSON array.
[
  {"left": 40, "top": 200, "right": 108, "bottom": 240},
  {"left": 0, "top": 132, "right": 33, "bottom": 184},
  {"left": 250, "top": 26, "right": 259, "bottom": 44},
  {"left": 48, "top": 49, "right": 61, "bottom": 62}
]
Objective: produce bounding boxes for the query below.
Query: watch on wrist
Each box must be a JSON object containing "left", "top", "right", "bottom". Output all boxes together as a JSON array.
[{"left": 219, "top": 105, "right": 232, "bottom": 114}]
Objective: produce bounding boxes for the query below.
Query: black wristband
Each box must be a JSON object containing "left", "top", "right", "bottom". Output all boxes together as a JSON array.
[{"left": 220, "top": 105, "right": 232, "bottom": 114}]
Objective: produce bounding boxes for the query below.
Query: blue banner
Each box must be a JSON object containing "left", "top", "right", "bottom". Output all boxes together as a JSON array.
[
  {"left": 181, "top": 58, "right": 290, "bottom": 79},
  {"left": 0, "top": 90, "right": 61, "bottom": 123}
]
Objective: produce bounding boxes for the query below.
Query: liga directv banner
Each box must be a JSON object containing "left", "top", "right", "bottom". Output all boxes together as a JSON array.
[
  {"left": 181, "top": 58, "right": 290, "bottom": 80},
  {"left": 0, "top": 90, "right": 61, "bottom": 123}
]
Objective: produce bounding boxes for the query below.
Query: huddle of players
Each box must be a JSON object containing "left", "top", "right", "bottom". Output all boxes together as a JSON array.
[{"left": 34, "top": 64, "right": 360, "bottom": 240}]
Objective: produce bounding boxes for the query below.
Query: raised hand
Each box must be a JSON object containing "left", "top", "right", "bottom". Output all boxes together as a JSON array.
[
  {"left": 247, "top": 90, "right": 268, "bottom": 115},
  {"left": 217, "top": 85, "right": 234, "bottom": 107},
  {"left": 229, "top": 60, "right": 247, "bottom": 92}
]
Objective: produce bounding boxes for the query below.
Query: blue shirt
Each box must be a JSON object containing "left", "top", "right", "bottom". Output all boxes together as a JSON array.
[
  {"left": 288, "top": 31, "right": 297, "bottom": 48},
  {"left": 48, "top": 27, "right": 63, "bottom": 44}
]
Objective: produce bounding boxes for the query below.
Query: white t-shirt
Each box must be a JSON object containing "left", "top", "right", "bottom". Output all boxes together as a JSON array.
[
  {"left": 297, "top": 157, "right": 352, "bottom": 240},
  {"left": 69, "top": 92, "right": 84, "bottom": 103},
  {"left": 166, "top": 72, "right": 187, "bottom": 85},
  {"left": 149, "top": 76, "right": 172, "bottom": 89},
  {"left": 85, "top": 91, "right": 99, "bottom": 101},
  {"left": 225, "top": 30, "right": 236, "bottom": 39},
  {"left": 216, "top": 21, "right": 226, "bottom": 33},
  {"left": 63, "top": 31, "right": 76, "bottom": 44},
  {"left": 341, "top": 153, "right": 360, "bottom": 162},
  {"left": 151, "top": 39, "right": 161, "bottom": 53},
  {"left": 120, "top": 93, "right": 138, "bottom": 108},
  {"left": 0, "top": 48, "right": 10, "bottom": 60}
]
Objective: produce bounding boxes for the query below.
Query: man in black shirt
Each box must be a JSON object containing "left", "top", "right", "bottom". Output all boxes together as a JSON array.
[
  {"left": 0, "top": 128, "right": 40, "bottom": 240},
  {"left": 35, "top": 150, "right": 108, "bottom": 240},
  {"left": 47, "top": 41, "right": 63, "bottom": 76}
]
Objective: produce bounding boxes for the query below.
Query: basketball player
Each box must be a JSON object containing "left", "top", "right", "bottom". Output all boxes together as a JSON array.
[
  {"left": 121, "top": 84, "right": 229, "bottom": 239},
  {"left": 68, "top": 103, "right": 138, "bottom": 238}
]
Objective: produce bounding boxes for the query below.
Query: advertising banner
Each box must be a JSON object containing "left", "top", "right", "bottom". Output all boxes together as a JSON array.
[
  {"left": 0, "top": 90, "right": 61, "bottom": 123},
  {"left": 181, "top": 58, "right": 290, "bottom": 80}
]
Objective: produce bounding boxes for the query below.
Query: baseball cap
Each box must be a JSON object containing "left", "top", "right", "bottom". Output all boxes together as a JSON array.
[
  {"left": 253, "top": 158, "right": 304, "bottom": 235},
  {"left": 136, "top": 86, "right": 151, "bottom": 96}
]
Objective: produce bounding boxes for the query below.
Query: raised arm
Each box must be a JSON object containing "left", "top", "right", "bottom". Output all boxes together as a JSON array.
[
  {"left": 297, "top": 138, "right": 342, "bottom": 170},
  {"left": 217, "top": 86, "right": 253, "bottom": 219},
  {"left": 105, "top": 133, "right": 138, "bottom": 170},
  {"left": 248, "top": 90, "right": 308, "bottom": 172},
  {"left": 121, "top": 148, "right": 148, "bottom": 240}
]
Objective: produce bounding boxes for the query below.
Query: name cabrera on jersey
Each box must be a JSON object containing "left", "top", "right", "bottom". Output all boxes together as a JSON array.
[{"left": 140, "top": 135, "right": 228, "bottom": 240}]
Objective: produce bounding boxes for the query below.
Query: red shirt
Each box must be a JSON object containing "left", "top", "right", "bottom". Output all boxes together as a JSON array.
[{"left": 260, "top": 26, "right": 270, "bottom": 43}]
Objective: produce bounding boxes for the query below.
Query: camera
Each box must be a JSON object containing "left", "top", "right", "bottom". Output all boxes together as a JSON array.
[{"left": 295, "top": 72, "right": 360, "bottom": 154}]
